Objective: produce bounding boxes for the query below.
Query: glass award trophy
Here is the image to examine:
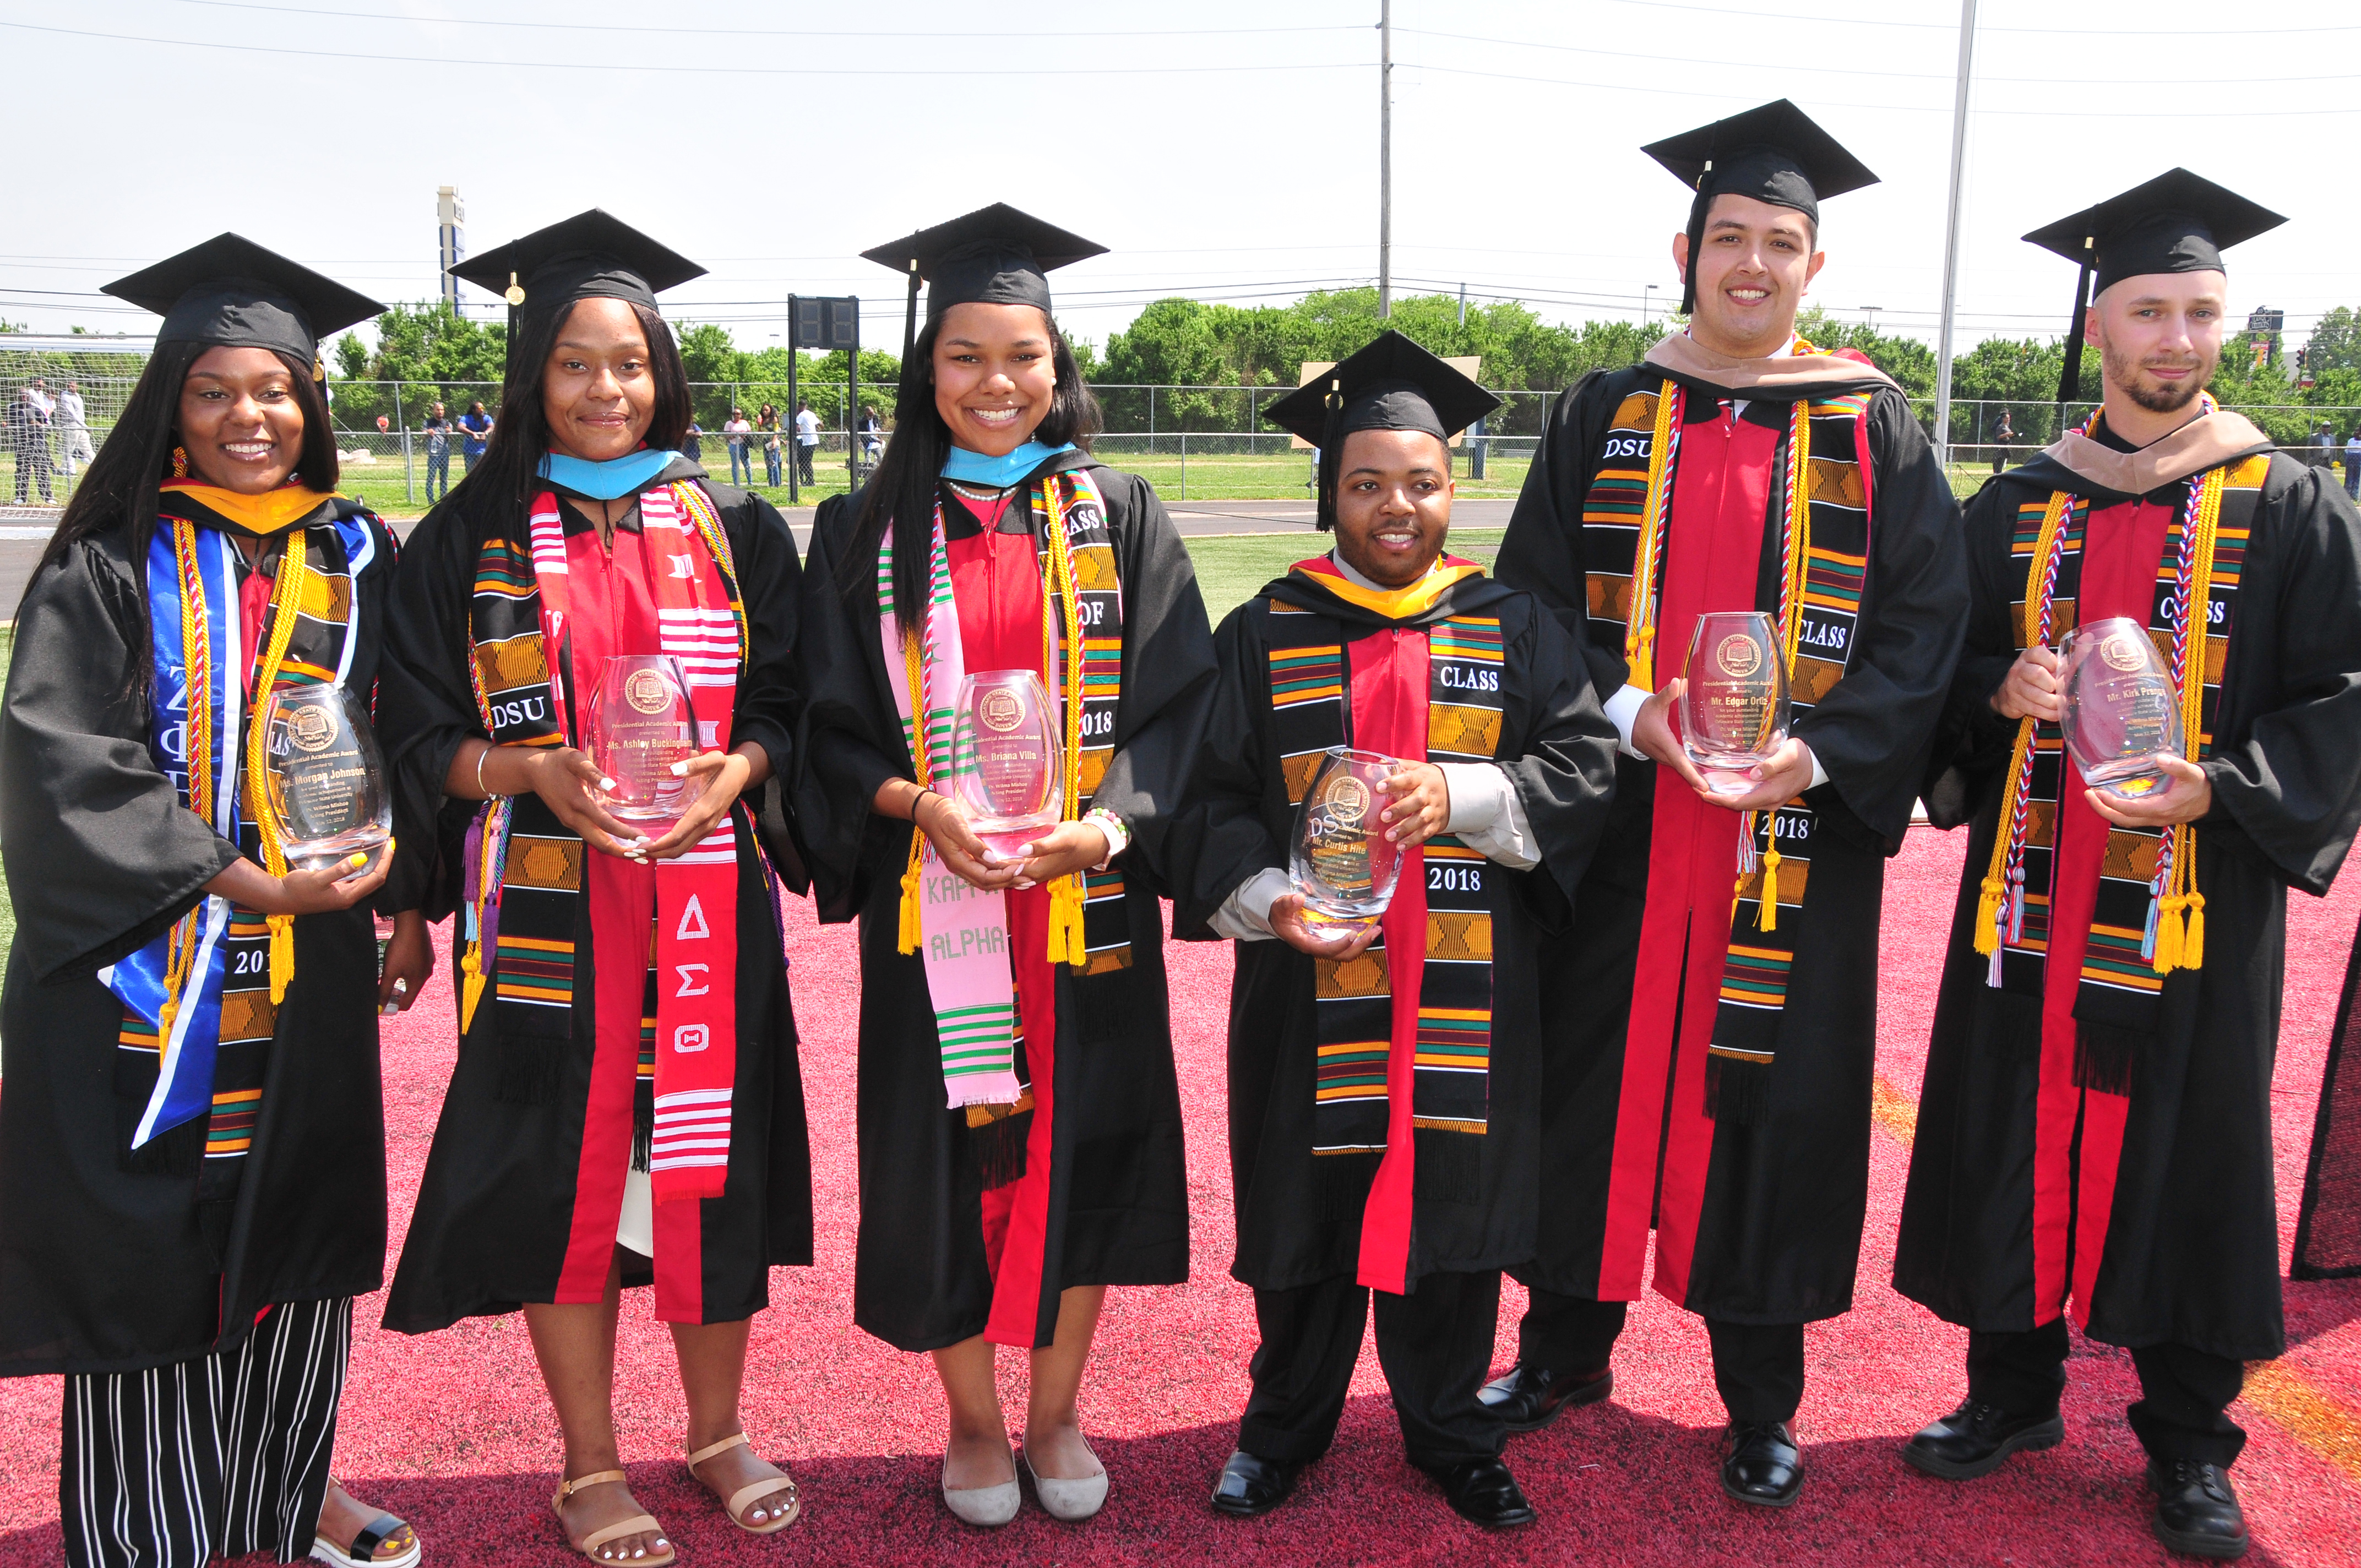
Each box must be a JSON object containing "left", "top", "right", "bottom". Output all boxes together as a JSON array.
[
  {"left": 2059, "top": 617, "right": 2185, "bottom": 799},
  {"left": 948, "top": 669, "right": 1064, "bottom": 858},
  {"left": 1289, "top": 746, "right": 1406, "bottom": 927},
  {"left": 261, "top": 685, "right": 391, "bottom": 873},
  {"left": 1680, "top": 611, "right": 1791, "bottom": 793},
  {"left": 586, "top": 654, "right": 703, "bottom": 825}
]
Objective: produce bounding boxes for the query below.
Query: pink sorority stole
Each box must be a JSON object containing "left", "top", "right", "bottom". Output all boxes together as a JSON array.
[{"left": 527, "top": 485, "right": 742, "bottom": 1266}]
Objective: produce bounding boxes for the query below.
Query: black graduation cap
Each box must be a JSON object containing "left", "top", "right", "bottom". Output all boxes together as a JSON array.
[
  {"left": 1641, "top": 99, "right": 1878, "bottom": 316},
  {"left": 2022, "top": 169, "right": 2287, "bottom": 405},
  {"left": 859, "top": 203, "right": 1108, "bottom": 361},
  {"left": 102, "top": 233, "right": 384, "bottom": 377},
  {"left": 450, "top": 209, "right": 706, "bottom": 376},
  {"left": 1263, "top": 330, "right": 1500, "bottom": 531}
]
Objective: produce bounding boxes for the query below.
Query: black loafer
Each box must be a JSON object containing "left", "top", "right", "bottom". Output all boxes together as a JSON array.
[
  {"left": 1477, "top": 1363, "right": 1614, "bottom": 1434},
  {"left": 1721, "top": 1420, "right": 1803, "bottom": 1507},
  {"left": 2147, "top": 1460, "right": 2249, "bottom": 1560},
  {"left": 1210, "top": 1449, "right": 1303, "bottom": 1518},
  {"left": 1415, "top": 1455, "right": 1536, "bottom": 1528},
  {"left": 1901, "top": 1399, "right": 2066, "bottom": 1479}
]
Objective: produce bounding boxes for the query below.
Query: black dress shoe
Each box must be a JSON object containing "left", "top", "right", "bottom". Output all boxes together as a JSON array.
[
  {"left": 2147, "top": 1460, "right": 2249, "bottom": 1560},
  {"left": 1476, "top": 1364, "right": 1614, "bottom": 1434},
  {"left": 1901, "top": 1399, "right": 2066, "bottom": 1479},
  {"left": 1210, "top": 1449, "right": 1303, "bottom": 1518},
  {"left": 1721, "top": 1420, "right": 1803, "bottom": 1507},
  {"left": 1415, "top": 1455, "right": 1536, "bottom": 1529}
]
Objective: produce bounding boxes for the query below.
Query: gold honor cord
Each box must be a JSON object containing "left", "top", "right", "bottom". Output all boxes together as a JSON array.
[
  {"left": 1745, "top": 398, "right": 1815, "bottom": 935},
  {"left": 242, "top": 531, "right": 312, "bottom": 1004},
  {"left": 2156, "top": 467, "right": 2223, "bottom": 972},
  {"left": 1976, "top": 487, "right": 2075, "bottom": 961},
  {"left": 1038, "top": 476, "right": 1090, "bottom": 970},
  {"left": 1624, "top": 383, "right": 1680, "bottom": 695},
  {"left": 159, "top": 519, "right": 217, "bottom": 1032},
  {"left": 896, "top": 618, "right": 933, "bottom": 956}
]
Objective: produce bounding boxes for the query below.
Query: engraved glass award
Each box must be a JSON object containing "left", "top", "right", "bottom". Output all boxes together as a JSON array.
[
  {"left": 2059, "top": 616, "right": 2185, "bottom": 800},
  {"left": 948, "top": 669, "right": 1063, "bottom": 858},
  {"left": 586, "top": 654, "right": 702, "bottom": 825},
  {"left": 1680, "top": 611, "right": 1791, "bottom": 793},
  {"left": 261, "top": 685, "right": 391, "bottom": 873},
  {"left": 1288, "top": 746, "right": 1406, "bottom": 927}
]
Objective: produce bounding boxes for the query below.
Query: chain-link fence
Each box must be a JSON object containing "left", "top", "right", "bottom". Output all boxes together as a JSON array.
[{"left": 6, "top": 344, "right": 2359, "bottom": 514}]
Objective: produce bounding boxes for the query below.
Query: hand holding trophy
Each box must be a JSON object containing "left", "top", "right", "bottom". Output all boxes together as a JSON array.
[
  {"left": 1286, "top": 746, "right": 1406, "bottom": 948},
  {"left": 586, "top": 654, "right": 703, "bottom": 831},
  {"left": 2058, "top": 617, "right": 2184, "bottom": 801},
  {"left": 1679, "top": 611, "right": 1792, "bottom": 795},
  {"left": 262, "top": 685, "right": 392, "bottom": 874}
]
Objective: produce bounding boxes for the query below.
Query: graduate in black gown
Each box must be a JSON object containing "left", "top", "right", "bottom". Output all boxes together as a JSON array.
[
  {"left": 0, "top": 237, "right": 429, "bottom": 1568},
  {"left": 1893, "top": 173, "right": 2361, "bottom": 1562},
  {"left": 376, "top": 213, "right": 810, "bottom": 1564},
  {"left": 797, "top": 205, "right": 1215, "bottom": 1526},
  {"left": 1172, "top": 335, "right": 1617, "bottom": 1528},
  {"left": 1485, "top": 101, "right": 1970, "bottom": 1506}
]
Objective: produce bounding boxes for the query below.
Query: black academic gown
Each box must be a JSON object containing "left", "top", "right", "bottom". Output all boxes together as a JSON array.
[
  {"left": 797, "top": 453, "right": 1216, "bottom": 1352},
  {"left": 378, "top": 459, "right": 813, "bottom": 1331},
  {"left": 1895, "top": 450, "right": 2361, "bottom": 1361},
  {"left": 0, "top": 499, "right": 421, "bottom": 1376},
  {"left": 1494, "top": 364, "right": 1968, "bottom": 1321},
  {"left": 1169, "top": 566, "right": 1617, "bottom": 1294}
]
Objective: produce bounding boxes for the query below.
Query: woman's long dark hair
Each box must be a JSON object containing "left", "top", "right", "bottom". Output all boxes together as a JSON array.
[
  {"left": 454, "top": 298, "right": 692, "bottom": 529},
  {"left": 26, "top": 342, "right": 339, "bottom": 694},
  {"left": 838, "top": 309, "right": 1101, "bottom": 622}
]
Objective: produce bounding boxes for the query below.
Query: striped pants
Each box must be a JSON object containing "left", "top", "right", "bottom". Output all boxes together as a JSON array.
[{"left": 61, "top": 1298, "right": 352, "bottom": 1568}]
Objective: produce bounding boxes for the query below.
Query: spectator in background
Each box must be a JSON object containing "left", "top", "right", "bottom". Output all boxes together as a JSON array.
[
  {"left": 8, "top": 381, "right": 53, "bottom": 504},
  {"left": 422, "top": 400, "right": 453, "bottom": 504},
  {"left": 758, "top": 402, "right": 782, "bottom": 486},
  {"left": 859, "top": 404, "right": 883, "bottom": 462},
  {"left": 2346, "top": 422, "right": 2361, "bottom": 501},
  {"left": 53, "top": 380, "right": 91, "bottom": 486},
  {"left": 724, "top": 406, "right": 755, "bottom": 486},
  {"left": 683, "top": 419, "right": 704, "bottom": 463},
  {"left": 2313, "top": 419, "right": 2338, "bottom": 468},
  {"left": 1990, "top": 407, "right": 2015, "bottom": 474},
  {"left": 459, "top": 398, "right": 493, "bottom": 472},
  {"left": 792, "top": 398, "right": 818, "bottom": 484}
]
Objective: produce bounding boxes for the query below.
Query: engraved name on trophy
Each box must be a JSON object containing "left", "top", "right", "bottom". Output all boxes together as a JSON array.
[
  {"left": 262, "top": 685, "right": 392, "bottom": 872},
  {"left": 949, "top": 669, "right": 1063, "bottom": 858},
  {"left": 1680, "top": 610, "right": 1791, "bottom": 793},
  {"left": 588, "top": 654, "right": 702, "bottom": 825},
  {"left": 2060, "top": 616, "right": 2185, "bottom": 800},
  {"left": 1289, "top": 746, "right": 1406, "bottom": 927}
]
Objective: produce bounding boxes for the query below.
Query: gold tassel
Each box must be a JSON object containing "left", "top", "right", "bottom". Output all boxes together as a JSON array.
[
  {"left": 1048, "top": 874, "right": 1088, "bottom": 968},
  {"left": 897, "top": 830, "right": 926, "bottom": 955},
  {"left": 458, "top": 943, "right": 486, "bottom": 1031},
  {"left": 2152, "top": 893, "right": 2184, "bottom": 974},
  {"left": 266, "top": 913, "right": 296, "bottom": 1004},
  {"left": 2182, "top": 890, "right": 2205, "bottom": 969},
  {"left": 1756, "top": 845, "right": 1781, "bottom": 933},
  {"left": 1973, "top": 874, "right": 2005, "bottom": 958},
  {"left": 1627, "top": 626, "right": 1656, "bottom": 695}
]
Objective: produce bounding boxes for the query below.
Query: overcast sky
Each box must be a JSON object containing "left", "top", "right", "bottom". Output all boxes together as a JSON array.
[{"left": 5, "top": 0, "right": 2354, "bottom": 360}]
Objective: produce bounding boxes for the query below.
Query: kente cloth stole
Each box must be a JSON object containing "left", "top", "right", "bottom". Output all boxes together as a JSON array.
[
  {"left": 1265, "top": 603, "right": 1504, "bottom": 1162},
  {"left": 108, "top": 502, "right": 369, "bottom": 1217},
  {"left": 1974, "top": 453, "right": 2263, "bottom": 1086},
  {"left": 1579, "top": 377, "right": 1878, "bottom": 1120},
  {"left": 459, "top": 482, "right": 749, "bottom": 1203},
  {"left": 877, "top": 467, "right": 1132, "bottom": 1124}
]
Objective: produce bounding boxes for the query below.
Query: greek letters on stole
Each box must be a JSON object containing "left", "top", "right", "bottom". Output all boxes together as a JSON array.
[
  {"left": 110, "top": 504, "right": 373, "bottom": 1224},
  {"left": 1265, "top": 604, "right": 1503, "bottom": 1179},
  {"left": 1579, "top": 382, "right": 1876, "bottom": 1119},
  {"left": 1987, "top": 456, "right": 2264, "bottom": 1086}
]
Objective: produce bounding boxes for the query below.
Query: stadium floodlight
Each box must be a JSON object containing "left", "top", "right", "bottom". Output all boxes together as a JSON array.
[{"left": 438, "top": 187, "right": 465, "bottom": 312}]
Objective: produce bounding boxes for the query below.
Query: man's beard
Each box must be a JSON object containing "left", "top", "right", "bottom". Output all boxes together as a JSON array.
[{"left": 2102, "top": 342, "right": 2213, "bottom": 415}]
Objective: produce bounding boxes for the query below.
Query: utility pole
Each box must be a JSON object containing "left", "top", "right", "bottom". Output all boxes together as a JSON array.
[
  {"left": 1932, "top": 0, "right": 1978, "bottom": 469},
  {"left": 1379, "top": 1, "right": 1392, "bottom": 319},
  {"left": 1456, "top": 282, "right": 1466, "bottom": 328},
  {"left": 436, "top": 187, "right": 464, "bottom": 313}
]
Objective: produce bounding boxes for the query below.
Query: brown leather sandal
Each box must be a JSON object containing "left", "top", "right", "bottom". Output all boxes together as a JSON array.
[
  {"left": 687, "top": 1433, "right": 801, "bottom": 1534},
  {"left": 550, "top": 1469, "right": 675, "bottom": 1565}
]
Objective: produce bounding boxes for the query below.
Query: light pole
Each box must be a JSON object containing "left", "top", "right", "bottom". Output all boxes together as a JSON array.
[
  {"left": 1862, "top": 305, "right": 1882, "bottom": 336},
  {"left": 1378, "top": 1, "right": 1393, "bottom": 319},
  {"left": 1644, "top": 283, "right": 1660, "bottom": 329},
  {"left": 1933, "top": 0, "right": 1980, "bottom": 467}
]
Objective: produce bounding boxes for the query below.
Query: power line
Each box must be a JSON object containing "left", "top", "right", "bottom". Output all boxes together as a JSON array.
[
  {"left": 1575, "top": 0, "right": 2361, "bottom": 35},
  {"left": 0, "top": 19, "right": 1361, "bottom": 75},
  {"left": 165, "top": 0, "right": 1362, "bottom": 41}
]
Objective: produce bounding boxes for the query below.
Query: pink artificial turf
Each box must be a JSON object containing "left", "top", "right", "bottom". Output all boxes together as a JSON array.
[{"left": 0, "top": 827, "right": 2354, "bottom": 1566}]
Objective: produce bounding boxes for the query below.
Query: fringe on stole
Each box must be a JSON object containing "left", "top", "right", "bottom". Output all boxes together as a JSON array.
[
  {"left": 1314, "top": 1150, "right": 1382, "bottom": 1222},
  {"left": 1705, "top": 1055, "right": 1771, "bottom": 1127},
  {"left": 2074, "top": 1019, "right": 2141, "bottom": 1098},
  {"left": 969, "top": 1104, "right": 1033, "bottom": 1191},
  {"left": 494, "top": 1025, "right": 569, "bottom": 1109},
  {"left": 1413, "top": 1125, "right": 1483, "bottom": 1206}
]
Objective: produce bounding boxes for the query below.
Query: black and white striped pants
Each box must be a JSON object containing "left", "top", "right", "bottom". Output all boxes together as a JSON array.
[{"left": 61, "top": 1297, "right": 353, "bottom": 1568}]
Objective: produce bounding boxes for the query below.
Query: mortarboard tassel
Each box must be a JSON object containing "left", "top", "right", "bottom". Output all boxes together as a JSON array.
[{"left": 2056, "top": 243, "right": 2095, "bottom": 406}]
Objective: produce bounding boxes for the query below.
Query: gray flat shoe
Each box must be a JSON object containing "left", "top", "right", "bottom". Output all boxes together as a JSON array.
[
  {"left": 942, "top": 1444, "right": 1021, "bottom": 1528},
  {"left": 1022, "top": 1444, "right": 1109, "bottom": 1523}
]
